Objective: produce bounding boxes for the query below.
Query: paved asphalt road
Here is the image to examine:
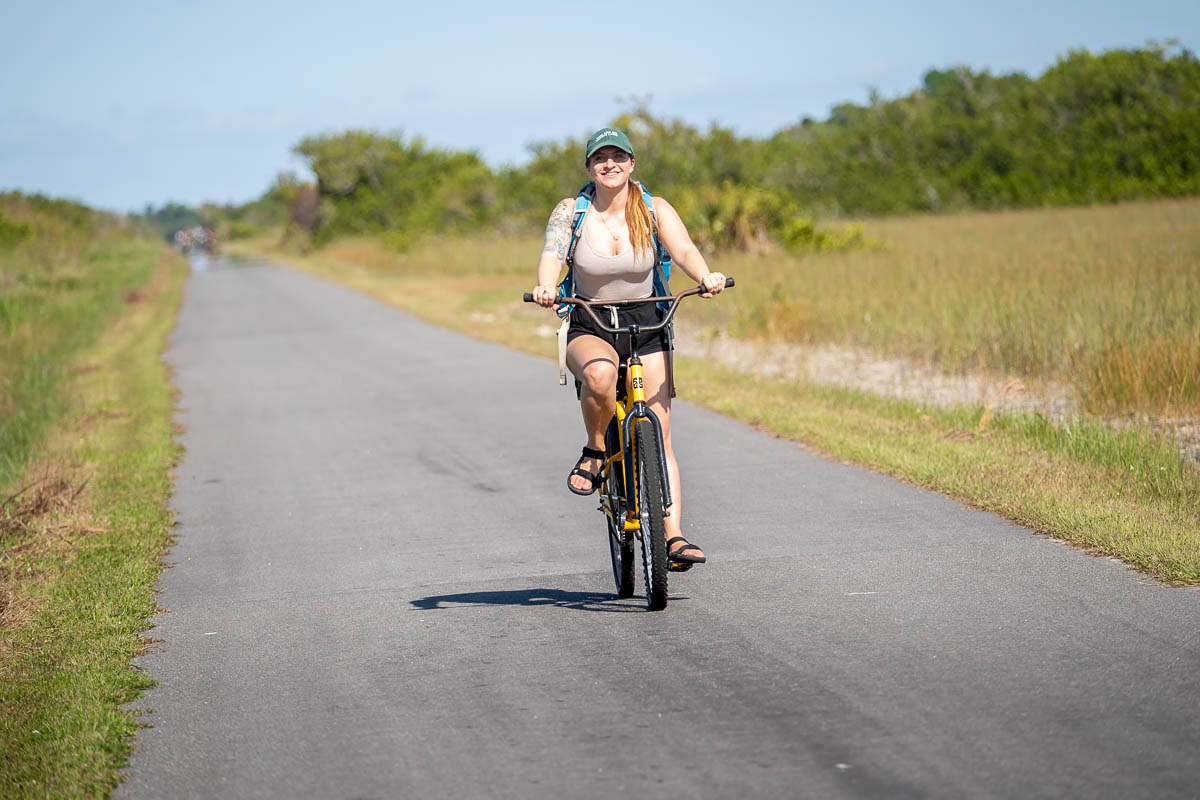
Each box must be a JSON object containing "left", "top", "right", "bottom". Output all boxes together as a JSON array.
[{"left": 120, "top": 255, "right": 1199, "bottom": 799}]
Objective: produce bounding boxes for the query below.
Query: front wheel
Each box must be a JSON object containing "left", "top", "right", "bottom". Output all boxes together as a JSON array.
[{"left": 634, "top": 419, "right": 669, "bottom": 611}]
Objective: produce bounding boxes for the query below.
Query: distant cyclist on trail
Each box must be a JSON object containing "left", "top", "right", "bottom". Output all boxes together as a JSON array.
[{"left": 530, "top": 127, "right": 726, "bottom": 566}]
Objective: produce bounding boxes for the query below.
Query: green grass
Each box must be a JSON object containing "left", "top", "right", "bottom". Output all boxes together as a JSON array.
[
  {"left": 1, "top": 193, "right": 186, "bottom": 797},
  {"left": 677, "top": 360, "right": 1199, "bottom": 583},
  {"left": 0, "top": 193, "right": 162, "bottom": 490}
]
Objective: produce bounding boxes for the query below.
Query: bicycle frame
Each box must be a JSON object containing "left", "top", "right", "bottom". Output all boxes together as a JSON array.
[
  {"left": 553, "top": 285, "right": 729, "bottom": 533},
  {"left": 525, "top": 279, "right": 734, "bottom": 606},
  {"left": 608, "top": 356, "right": 671, "bottom": 532}
]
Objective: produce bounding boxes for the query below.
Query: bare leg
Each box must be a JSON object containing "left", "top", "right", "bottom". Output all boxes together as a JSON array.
[
  {"left": 565, "top": 335, "right": 619, "bottom": 493},
  {"left": 639, "top": 351, "right": 704, "bottom": 561}
]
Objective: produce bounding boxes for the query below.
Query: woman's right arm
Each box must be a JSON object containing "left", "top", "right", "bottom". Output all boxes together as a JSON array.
[{"left": 532, "top": 198, "right": 573, "bottom": 307}]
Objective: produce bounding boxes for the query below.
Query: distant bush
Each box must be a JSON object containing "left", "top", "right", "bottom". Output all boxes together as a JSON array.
[
  {"left": 293, "top": 131, "right": 500, "bottom": 245},
  {"left": 136, "top": 201, "right": 204, "bottom": 241},
  {"left": 224, "top": 220, "right": 258, "bottom": 240},
  {"left": 779, "top": 218, "right": 873, "bottom": 254},
  {"left": 670, "top": 183, "right": 780, "bottom": 253},
  {"left": 0, "top": 192, "right": 123, "bottom": 259},
  {"left": 0, "top": 212, "right": 33, "bottom": 249}
]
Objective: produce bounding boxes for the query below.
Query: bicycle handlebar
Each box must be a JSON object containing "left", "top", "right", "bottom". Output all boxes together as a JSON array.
[{"left": 523, "top": 278, "right": 734, "bottom": 336}]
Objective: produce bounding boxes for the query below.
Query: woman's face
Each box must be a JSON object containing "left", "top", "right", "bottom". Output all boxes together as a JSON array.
[{"left": 587, "top": 146, "right": 634, "bottom": 190}]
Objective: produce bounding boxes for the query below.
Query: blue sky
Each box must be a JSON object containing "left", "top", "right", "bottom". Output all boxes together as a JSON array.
[{"left": 2, "top": 0, "right": 1196, "bottom": 212}]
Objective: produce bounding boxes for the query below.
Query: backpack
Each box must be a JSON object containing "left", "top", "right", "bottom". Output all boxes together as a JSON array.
[
  {"left": 552, "top": 181, "right": 676, "bottom": 394},
  {"left": 556, "top": 181, "right": 672, "bottom": 314}
]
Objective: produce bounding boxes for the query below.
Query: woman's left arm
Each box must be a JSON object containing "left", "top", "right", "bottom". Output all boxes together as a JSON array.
[{"left": 651, "top": 197, "right": 725, "bottom": 297}]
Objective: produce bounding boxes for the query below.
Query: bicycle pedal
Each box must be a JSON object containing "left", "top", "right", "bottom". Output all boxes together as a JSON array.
[{"left": 668, "top": 561, "right": 694, "bottom": 573}]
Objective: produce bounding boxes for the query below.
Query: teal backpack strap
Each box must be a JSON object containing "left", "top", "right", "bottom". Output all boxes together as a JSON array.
[
  {"left": 636, "top": 182, "right": 672, "bottom": 311},
  {"left": 561, "top": 180, "right": 670, "bottom": 303},
  {"left": 554, "top": 183, "right": 594, "bottom": 386},
  {"left": 557, "top": 182, "right": 595, "bottom": 311}
]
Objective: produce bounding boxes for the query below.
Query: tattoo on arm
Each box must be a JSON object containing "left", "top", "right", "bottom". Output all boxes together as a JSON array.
[{"left": 542, "top": 199, "right": 573, "bottom": 262}]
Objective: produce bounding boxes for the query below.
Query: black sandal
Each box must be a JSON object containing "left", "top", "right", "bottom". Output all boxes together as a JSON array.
[
  {"left": 667, "top": 536, "right": 706, "bottom": 563},
  {"left": 567, "top": 446, "right": 605, "bottom": 496}
]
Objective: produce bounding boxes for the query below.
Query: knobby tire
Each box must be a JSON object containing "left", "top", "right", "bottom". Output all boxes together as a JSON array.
[{"left": 634, "top": 418, "right": 669, "bottom": 611}]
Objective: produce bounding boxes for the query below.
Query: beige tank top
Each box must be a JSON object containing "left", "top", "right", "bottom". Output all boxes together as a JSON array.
[{"left": 572, "top": 210, "right": 656, "bottom": 301}]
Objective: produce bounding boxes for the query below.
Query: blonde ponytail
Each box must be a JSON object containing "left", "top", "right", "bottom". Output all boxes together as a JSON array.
[{"left": 625, "top": 180, "right": 656, "bottom": 260}]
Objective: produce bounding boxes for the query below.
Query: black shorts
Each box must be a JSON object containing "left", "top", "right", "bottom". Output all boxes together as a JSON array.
[{"left": 565, "top": 298, "right": 671, "bottom": 362}]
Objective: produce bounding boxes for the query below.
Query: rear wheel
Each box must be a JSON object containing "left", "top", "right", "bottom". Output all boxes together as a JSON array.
[
  {"left": 604, "top": 419, "right": 634, "bottom": 598},
  {"left": 634, "top": 419, "right": 668, "bottom": 611},
  {"left": 608, "top": 519, "right": 635, "bottom": 599}
]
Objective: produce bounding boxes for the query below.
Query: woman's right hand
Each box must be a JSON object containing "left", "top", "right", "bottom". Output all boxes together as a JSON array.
[{"left": 531, "top": 285, "right": 558, "bottom": 308}]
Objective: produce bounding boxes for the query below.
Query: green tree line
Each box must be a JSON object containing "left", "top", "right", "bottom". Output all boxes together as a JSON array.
[{"left": 253, "top": 42, "right": 1200, "bottom": 251}]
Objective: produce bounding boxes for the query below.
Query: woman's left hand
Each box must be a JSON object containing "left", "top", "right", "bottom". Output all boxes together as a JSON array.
[{"left": 700, "top": 272, "right": 727, "bottom": 298}]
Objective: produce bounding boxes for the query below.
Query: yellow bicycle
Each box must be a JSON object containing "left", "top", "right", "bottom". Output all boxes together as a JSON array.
[{"left": 525, "top": 279, "right": 733, "bottom": 610}]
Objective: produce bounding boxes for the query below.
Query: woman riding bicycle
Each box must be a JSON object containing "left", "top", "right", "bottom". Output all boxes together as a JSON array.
[{"left": 530, "top": 127, "right": 726, "bottom": 566}]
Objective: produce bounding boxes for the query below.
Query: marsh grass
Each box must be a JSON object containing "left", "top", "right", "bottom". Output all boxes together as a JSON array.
[{"left": 686, "top": 196, "right": 1200, "bottom": 417}]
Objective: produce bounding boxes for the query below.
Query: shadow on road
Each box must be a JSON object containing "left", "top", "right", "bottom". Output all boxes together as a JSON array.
[{"left": 410, "top": 588, "right": 681, "bottom": 612}]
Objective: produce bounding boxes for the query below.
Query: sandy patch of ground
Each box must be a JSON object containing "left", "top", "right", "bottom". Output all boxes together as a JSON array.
[
  {"left": 675, "top": 325, "right": 1077, "bottom": 417},
  {"left": 674, "top": 326, "right": 1199, "bottom": 464}
]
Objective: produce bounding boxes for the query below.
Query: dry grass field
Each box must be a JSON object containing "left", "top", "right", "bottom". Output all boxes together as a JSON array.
[{"left": 687, "top": 197, "right": 1200, "bottom": 418}]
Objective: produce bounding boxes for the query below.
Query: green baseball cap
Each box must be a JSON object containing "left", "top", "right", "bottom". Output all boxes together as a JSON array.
[{"left": 584, "top": 127, "right": 635, "bottom": 161}]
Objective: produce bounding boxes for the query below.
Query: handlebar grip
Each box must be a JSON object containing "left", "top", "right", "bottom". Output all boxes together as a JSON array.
[
  {"left": 523, "top": 293, "right": 534, "bottom": 302},
  {"left": 725, "top": 277, "right": 735, "bottom": 288}
]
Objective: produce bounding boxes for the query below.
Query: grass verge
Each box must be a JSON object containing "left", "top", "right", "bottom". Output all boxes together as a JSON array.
[
  {"left": 1, "top": 195, "right": 168, "bottom": 490},
  {"left": 679, "top": 362, "right": 1200, "bottom": 584},
  {"left": 228, "top": 229, "right": 1200, "bottom": 584},
  {"left": 0, "top": 247, "right": 186, "bottom": 796}
]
